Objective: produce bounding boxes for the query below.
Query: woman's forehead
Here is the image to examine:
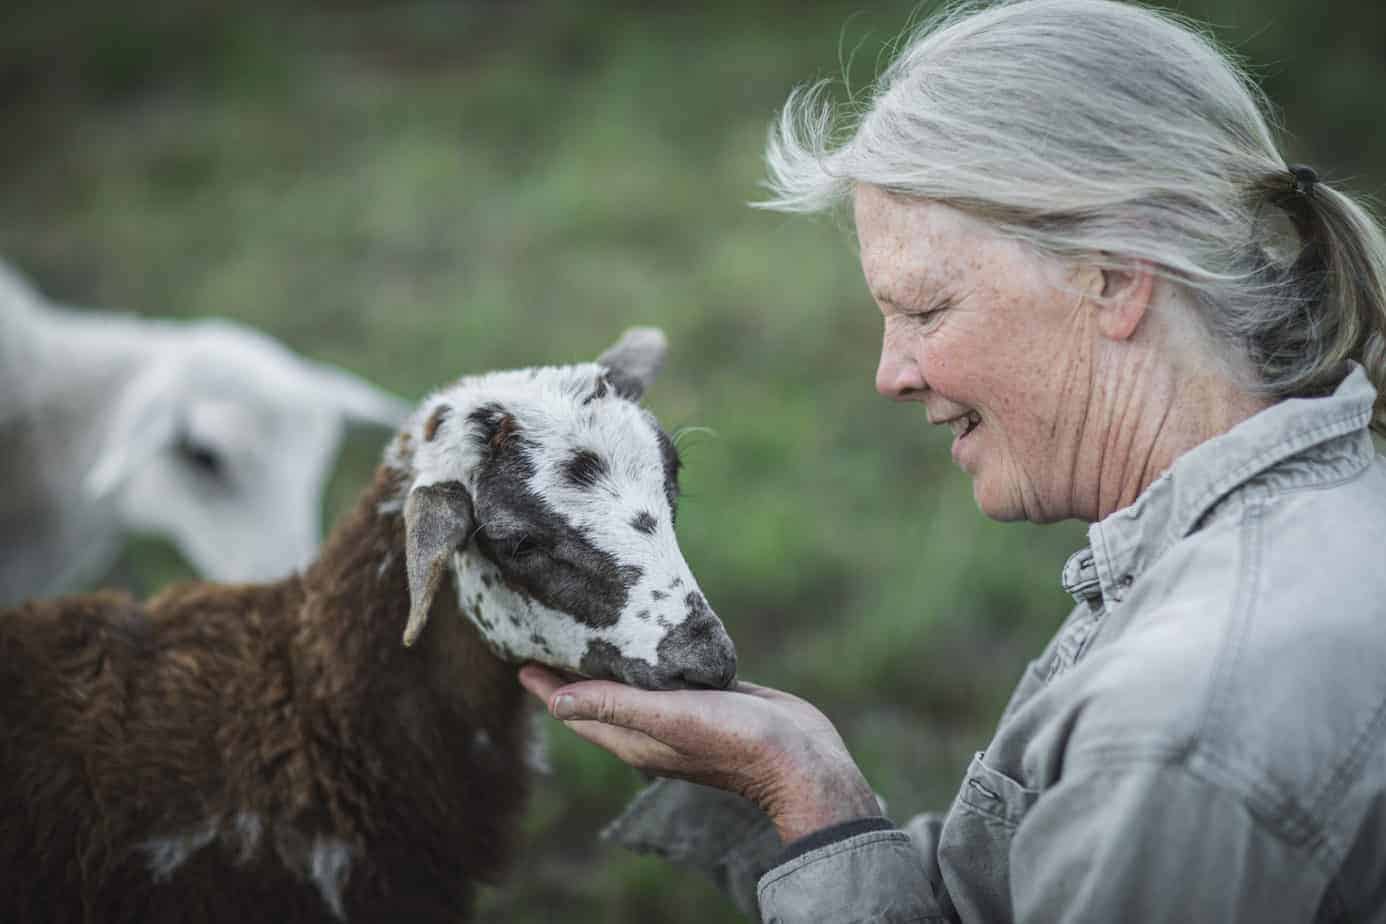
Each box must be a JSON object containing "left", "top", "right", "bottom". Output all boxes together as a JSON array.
[{"left": 854, "top": 187, "right": 996, "bottom": 292}]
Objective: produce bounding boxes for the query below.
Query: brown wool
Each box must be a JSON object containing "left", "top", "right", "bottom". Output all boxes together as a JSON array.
[
  {"left": 422, "top": 405, "right": 450, "bottom": 442},
  {"left": 0, "top": 463, "right": 530, "bottom": 923}
]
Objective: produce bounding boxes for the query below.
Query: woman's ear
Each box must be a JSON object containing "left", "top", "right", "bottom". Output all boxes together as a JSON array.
[{"left": 1094, "top": 262, "right": 1156, "bottom": 342}]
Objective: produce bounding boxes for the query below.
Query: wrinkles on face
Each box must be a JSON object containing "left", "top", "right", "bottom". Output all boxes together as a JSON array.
[{"left": 855, "top": 183, "right": 1107, "bottom": 523}]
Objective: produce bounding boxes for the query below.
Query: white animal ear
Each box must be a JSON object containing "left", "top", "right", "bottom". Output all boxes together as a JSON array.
[
  {"left": 401, "top": 480, "right": 475, "bottom": 647},
  {"left": 311, "top": 361, "right": 412, "bottom": 429},
  {"left": 596, "top": 327, "right": 667, "bottom": 400},
  {"left": 0, "top": 258, "right": 42, "bottom": 308},
  {"left": 83, "top": 360, "right": 183, "bottom": 500}
]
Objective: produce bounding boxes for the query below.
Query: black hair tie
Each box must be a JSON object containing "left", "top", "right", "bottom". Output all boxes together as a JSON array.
[{"left": 1289, "top": 164, "right": 1319, "bottom": 198}]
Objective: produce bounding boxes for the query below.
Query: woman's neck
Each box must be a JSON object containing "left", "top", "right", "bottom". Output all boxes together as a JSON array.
[{"left": 1082, "top": 343, "right": 1273, "bottom": 522}]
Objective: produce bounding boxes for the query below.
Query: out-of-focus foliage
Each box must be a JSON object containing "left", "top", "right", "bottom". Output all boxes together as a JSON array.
[{"left": 2, "top": 2, "right": 1381, "bottom": 920}]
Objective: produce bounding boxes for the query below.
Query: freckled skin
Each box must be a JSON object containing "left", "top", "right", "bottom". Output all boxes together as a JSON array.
[
  {"left": 857, "top": 184, "right": 1276, "bottom": 523},
  {"left": 856, "top": 183, "right": 1102, "bottom": 523}
]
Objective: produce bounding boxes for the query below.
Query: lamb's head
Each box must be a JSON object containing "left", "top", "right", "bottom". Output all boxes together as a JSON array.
[
  {"left": 85, "top": 319, "right": 410, "bottom": 582},
  {"left": 391, "top": 328, "right": 737, "bottom": 691}
]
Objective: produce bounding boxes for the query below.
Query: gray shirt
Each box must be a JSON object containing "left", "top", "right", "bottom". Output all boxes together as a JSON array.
[{"left": 606, "top": 365, "right": 1386, "bottom": 922}]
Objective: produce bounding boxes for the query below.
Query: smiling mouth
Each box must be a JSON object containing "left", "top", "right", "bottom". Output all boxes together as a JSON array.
[{"left": 948, "top": 412, "right": 982, "bottom": 440}]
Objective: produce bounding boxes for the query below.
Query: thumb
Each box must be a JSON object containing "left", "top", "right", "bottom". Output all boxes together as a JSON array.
[{"left": 550, "top": 679, "right": 657, "bottom": 727}]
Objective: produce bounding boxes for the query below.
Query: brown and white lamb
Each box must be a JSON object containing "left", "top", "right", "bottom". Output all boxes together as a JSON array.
[{"left": 0, "top": 327, "right": 736, "bottom": 923}]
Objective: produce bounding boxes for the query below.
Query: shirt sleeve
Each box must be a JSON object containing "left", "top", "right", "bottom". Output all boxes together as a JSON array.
[
  {"left": 756, "top": 823, "right": 950, "bottom": 923},
  {"left": 1008, "top": 761, "right": 1328, "bottom": 924},
  {"left": 600, "top": 778, "right": 788, "bottom": 918},
  {"left": 604, "top": 779, "right": 942, "bottom": 922}
]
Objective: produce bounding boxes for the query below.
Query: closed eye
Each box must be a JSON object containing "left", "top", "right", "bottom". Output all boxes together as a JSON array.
[
  {"left": 506, "top": 535, "right": 570, "bottom": 568},
  {"left": 508, "top": 536, "right": 538, "bottom": 561},
  {"left": 175, "top": 434, "right": 225, "bottom": 479},
  {"left": 909, "top": 301, "right": 948, "bottom": 323}
]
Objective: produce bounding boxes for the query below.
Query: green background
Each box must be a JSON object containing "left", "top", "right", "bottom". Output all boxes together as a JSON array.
[{"left": 3, "top": 2, "right": 1382, "bottom": 919}]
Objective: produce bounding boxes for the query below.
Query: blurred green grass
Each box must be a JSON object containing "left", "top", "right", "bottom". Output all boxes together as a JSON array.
[{"left": 3, "top": 1, "right": 1382, "bottom": 920}]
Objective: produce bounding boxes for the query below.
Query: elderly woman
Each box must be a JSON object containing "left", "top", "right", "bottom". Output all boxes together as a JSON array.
[{"left": 521, "top": 0, "right": 1386, "bottom": 920}]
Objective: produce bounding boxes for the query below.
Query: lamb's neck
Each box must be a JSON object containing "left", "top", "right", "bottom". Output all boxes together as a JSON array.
[{"left": 301, "top": 465, "right": 522, "bottom": 730}]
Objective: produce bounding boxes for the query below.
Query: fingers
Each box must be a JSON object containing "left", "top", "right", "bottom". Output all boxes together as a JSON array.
[
  {"left": 731, "top": 678, "right": 794, "bottom": 699},
  {"left": 519, "top": 664, "right": 683, "bottom": 728},
  {"left": 561, "top": 719, "right": 684, "bottom": 771},
  {"left": 517, "top": 663, "right": 567, "bottom": 703},
  {"left": 550, "top": 679, "right": 666, "bottom": 727},
  {"left": 518, "top": 666, "right": 689, "bottom": 771}
]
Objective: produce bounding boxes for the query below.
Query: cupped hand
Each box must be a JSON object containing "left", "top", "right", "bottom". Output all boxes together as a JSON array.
[{"left": 517, "top": 664, "right": 880, "bottom": 843}]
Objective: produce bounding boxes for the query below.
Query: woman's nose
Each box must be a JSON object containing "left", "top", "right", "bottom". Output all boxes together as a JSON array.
[{"left": 876, "top": 347, "right": 926, "bottom": 399}]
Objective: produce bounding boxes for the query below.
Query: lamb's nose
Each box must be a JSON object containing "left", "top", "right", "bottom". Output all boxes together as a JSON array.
[
  {"left": 672, "top": 595, "right": 737, "bottom": 689},
  {"left": 680, "top": 646, "right": 737, "bottom": 690}
]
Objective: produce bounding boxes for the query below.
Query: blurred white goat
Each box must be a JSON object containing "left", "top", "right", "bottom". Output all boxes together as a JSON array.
[{"left": 0, "top": 259, "right": 409, "bottom": 605}]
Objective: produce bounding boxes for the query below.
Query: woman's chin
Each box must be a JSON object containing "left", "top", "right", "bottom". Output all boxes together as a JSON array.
[{"left": 972, "top": 481, "right": 1031, "bottom": 523}]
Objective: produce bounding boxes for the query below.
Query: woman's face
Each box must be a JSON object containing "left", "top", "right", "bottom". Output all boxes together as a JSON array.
[{"left": 855, "top": 184, "right": 1101, "bottom": 523}]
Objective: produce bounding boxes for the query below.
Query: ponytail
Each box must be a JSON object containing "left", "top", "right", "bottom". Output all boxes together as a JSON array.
[{"left": 1256, "top": 168, "right": 1386, "bottom": 436}]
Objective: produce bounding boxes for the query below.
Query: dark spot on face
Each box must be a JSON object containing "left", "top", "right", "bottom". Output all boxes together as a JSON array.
[
  {"left": 579, "top": 608, "right": 736, "bottom": 690},
  {"left": 423, "top": 404, "right": 451, "bottom": 442},
  {"left": 392, "top": 432, "right": 415, "bottom": 467},
  {"left": 603, "top": 367, "right": 644, "bottom": 401},
  {"left": 471, "top": 430, "right": 642, "bottom": 629},
  {"left": 669, "top": 577, "right": 683, "bottom": 589},
  {"left": 655, "top": 428, "right": 681, "bottom": 520},
  {"left": 471, "top": 607, "right": 493, "bottom": 631},
  {"left": 492, "top": 416, "right": 519, "bottom": 451},
  {"left": 582, "top": 376, "right": 609, "bottom": 405},
  {"left": 631, "top": 511, "right": 657, "bottom": 535},
  {"left": 480, "top": 572, "right": 494, "bottom": 588},
  {"left": 635, "top": 609, "right": 650, "bottom": 620},
  {"left": 467, "top": 403, "right": 519, "bottom": 452},
  {"left": 529, "top": 633, "right": 553, "bottom": 653},
  {"left": 650, "top": 589, "right": 666, "bottom": 601},
  {"left": 563, "top": 449, "right": 608, "bottom": 490}
]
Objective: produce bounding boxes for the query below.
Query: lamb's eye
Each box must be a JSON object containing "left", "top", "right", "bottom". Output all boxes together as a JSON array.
[
  {"left": 176, "top": 435, "right": 224, "bottom": 478},
  {"left": 507, "top": 537, "right": 548, "bottom": 563}
]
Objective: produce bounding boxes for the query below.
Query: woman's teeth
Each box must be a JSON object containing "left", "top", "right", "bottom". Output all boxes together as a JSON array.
[{"left": 950, "top": 412, "right": 982, "bottom": 438}]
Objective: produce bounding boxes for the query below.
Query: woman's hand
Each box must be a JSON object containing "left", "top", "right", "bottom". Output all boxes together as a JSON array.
[{"left": 518, "top": 664, "right": 881, "bottom": 843}]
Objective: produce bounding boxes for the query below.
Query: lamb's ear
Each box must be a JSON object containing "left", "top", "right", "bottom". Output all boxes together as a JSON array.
[
  {"left": 402, "top": 480, "right": 475, "bottom": 647},
  {"left": 596, "top": 327, "right": 667, "bottom": 400},
  {"left": 83, "top": 360, "right": 184, "bottom": 499},
  {"left": 310, "top": 360, "right": 413, "bottom": 429}
]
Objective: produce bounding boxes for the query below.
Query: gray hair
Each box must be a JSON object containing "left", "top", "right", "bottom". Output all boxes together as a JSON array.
[{"left": 760, "top": 0, "right": 1386, "bottom": 435}]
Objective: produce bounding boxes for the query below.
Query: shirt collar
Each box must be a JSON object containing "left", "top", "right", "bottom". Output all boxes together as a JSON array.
[{"left": 1068, "top": 364, "right": 1378, "bottom": 608}]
